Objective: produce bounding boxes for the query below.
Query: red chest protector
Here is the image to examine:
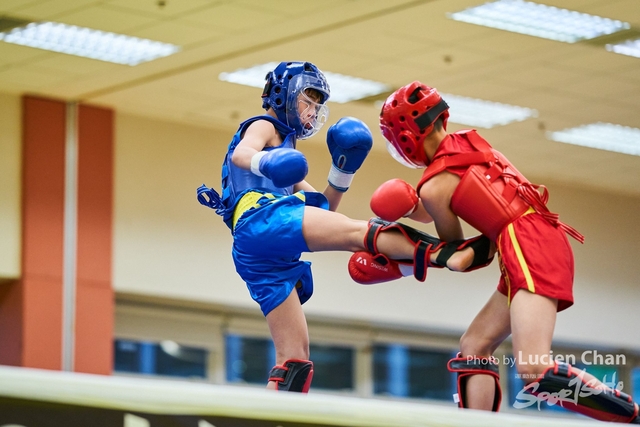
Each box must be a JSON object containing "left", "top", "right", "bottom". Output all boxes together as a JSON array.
[{"left": 417, "top": 130, "right": 584, "bottom": 243}]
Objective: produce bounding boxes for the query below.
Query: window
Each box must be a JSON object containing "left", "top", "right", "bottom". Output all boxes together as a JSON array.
[
  {"left": 225, "top": 334, "right": 274, "bottom": 385},
  {"left": 224, "top": 334, "right": 355, "bottom": 391},
  {"left": 373, "top": 344, "right": 455, "bottom": 401},
  {"left": 309, "top": 343, "right": 354, "bottom": 391},
  {"left": 632, "top": 366, "right": 640, "bottom": 397},
  {"left": 114, "top": 339, "right": 207, "bottom": 378}
]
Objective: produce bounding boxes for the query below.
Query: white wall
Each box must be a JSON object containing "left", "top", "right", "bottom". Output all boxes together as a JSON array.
[
  {"left": 0, "top": 93, "right": 21, "bottom": 279},
  {"left": 113, "top": 111, "right": 640, "bottom": 351}
]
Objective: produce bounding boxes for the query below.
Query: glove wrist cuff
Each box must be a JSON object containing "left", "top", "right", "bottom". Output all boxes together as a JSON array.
[
  {"left": 250, "top": 151, "right": 267, "bottom": 177},
  {"left": 328, "top": 164, "right": 354, "bottom": 192}
]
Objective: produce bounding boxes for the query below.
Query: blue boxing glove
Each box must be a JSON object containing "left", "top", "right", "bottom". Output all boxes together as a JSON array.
[
  {"left": 250, "top": 148, "right": 308, "bottom": 188},
  {"left": 326, "top": 117, "right": 373, "bottom": 192}
]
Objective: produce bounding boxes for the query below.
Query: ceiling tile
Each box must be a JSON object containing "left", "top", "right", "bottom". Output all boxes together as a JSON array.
[
  {"left": 0, "top": 42, "right": 53, "bottom": 65},
  {"left": 0, "top": 64, "right": 76, "bottom": 91},
  {"left": 180, "top": 3, "right": 279, "bottom": 31},
  {"left": 131, "top": 20, "right": 224, "bottom": 46},
  {"left": 0, "top": 0, "right": 638, "bottom": 197},
  {"left": 54, "top": 4, "right": 158, "bottom": 33},
  {"left": 10, "top": 0, "right": 101, "bottom": 20},
  {"left": 104, "top": 0, "right": 217, "bottom": 18}
]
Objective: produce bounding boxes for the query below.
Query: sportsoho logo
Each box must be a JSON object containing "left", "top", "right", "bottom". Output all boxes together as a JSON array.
[
  {"left": 513, "top": 369, "right": 624, "bottom": 411},
  {"left": 495, "top": 351, "right": 627, "bottom": 411}
]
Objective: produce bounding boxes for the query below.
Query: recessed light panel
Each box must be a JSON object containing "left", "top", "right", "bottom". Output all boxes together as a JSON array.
[
  {"left": 606, "top": 38, "right": 640, "bottom": 59},
  {"left": 547, "top": 122, "right": 640, "bottom": 156},
  {"left": 442, "top": 93, "right": 538, "bottom": 128},
  {"left": 219, "top": 62, "right": 391, "bottom": 104},
  {"left": 0, "top": 21, "right": 180, "bottom": 66},
  {"left": 448, "top": 0, "right": 630, "bottom": 43}
]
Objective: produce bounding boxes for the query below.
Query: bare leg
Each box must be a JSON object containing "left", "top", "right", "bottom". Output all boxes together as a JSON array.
[
  {"left": 510, "top": 290, "right": 640, "bottom": 419},
  {"left": 301, "top": 206, "right": 480, "bottom": 270},
  {"left": 302, "top": 207, "right": 366, "bottom": 252},
  {"left": 510, "top": 290, "right": 557, "bottom": 379},
  {"left": 511, "top": 290, "right": 629, "bottom": 388},
  {"left": 265, "top": 288, "right": 309, "bottom": 390},
  {"left": 459, "top": 291, "right": 511, "bottom": 410}
]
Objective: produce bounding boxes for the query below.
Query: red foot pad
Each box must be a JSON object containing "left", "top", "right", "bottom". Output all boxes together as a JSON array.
[{"left": 525, "top": 362, "right": 639, "bottom": 423}]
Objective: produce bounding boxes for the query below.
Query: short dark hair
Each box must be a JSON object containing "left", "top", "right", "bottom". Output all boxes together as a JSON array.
[
  {"left": 433, "top": 116, "right": 444, "bottom": 132},
  {"left": 304, "top": 88, "right": 323, "bottom": 103}
]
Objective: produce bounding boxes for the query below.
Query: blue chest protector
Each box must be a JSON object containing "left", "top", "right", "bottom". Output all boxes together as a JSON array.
[{"left": 197, "top": 115, "right": 297, "bottom": 229}]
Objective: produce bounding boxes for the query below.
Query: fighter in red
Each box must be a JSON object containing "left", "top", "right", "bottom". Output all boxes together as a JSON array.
[{"left": 362, "top": 80, "right": 640, "bottom": 423}]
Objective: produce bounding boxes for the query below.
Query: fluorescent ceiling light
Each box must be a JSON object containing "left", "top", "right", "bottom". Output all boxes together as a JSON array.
[
  {"left": 0, "top": 21, "right": 180, "bottom": 66},
  {"left": 547, "top": 122, "right": 640, "bottom": 156},
  {"left": 219, "top": 62, "right": 391, "bottom": 104},
  {"left": 442, "top": 93, "right": 537, "bottom": 128},
  {"left": 606, "top": 38, "right": 640, "bottom": 59},
  {"left": 448, "top": 0, "right": 630, "bottom": 43}
]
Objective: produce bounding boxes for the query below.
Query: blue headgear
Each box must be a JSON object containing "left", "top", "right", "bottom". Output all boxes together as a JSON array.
[{"left": 261, "top": 61, "right": 330, "bottom": 139}]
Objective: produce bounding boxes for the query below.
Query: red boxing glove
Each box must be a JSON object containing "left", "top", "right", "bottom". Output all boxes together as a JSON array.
[
  {"left": 348, "top": 252, "right": 403, "bottom": 285},
  {"left": 370, "top": 179, "right": 419, "bottom": 222}
]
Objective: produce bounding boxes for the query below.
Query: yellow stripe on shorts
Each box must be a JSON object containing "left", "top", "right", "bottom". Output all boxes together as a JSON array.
[
  {"left": 506, "top": 222, "right": 535, "bottom": 293},
  {"left": 232, "top": 192, "right": 274, "bottom": 229},
  {"left": 231, "top": 191, "right": 307, "bottom": 230}
]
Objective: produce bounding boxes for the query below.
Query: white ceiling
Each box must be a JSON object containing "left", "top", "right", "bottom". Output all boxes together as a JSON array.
[{"left": 1, "top": 0, "right": 639, "bottom": 197}]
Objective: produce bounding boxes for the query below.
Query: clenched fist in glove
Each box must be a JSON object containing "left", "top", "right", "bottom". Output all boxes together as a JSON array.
[
  {"left": 348, "top": 252, "right": 404, "bottom": 285},
  {"left": 251, "top": 148, "right": 308, "bottom": 188},
  {"left": 326, "top": 117, "right": 373, "bottom": 192},
  {"left": 370, "top": 178, "right": 419, "bottom": 222}
]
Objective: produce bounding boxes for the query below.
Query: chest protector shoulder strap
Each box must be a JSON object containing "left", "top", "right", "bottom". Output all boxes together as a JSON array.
[{"left": 418, "top": 130, "right": 584, "bottom": 243}]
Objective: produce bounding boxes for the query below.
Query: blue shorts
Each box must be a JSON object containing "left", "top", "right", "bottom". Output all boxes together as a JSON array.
[{"left": 232, "top": 191, "right": 327, "bottom": 316}]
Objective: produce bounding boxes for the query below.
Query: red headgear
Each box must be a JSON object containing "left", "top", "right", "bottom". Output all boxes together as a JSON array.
[{"left": 379, "top": 81, "right": 449, "bottom": 168}]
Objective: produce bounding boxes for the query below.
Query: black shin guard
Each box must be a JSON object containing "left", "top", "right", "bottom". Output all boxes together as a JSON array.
[
  {"left": 364, "top": 217, "right": 445, "bottom": 281},
  {"left": 448, "top": 353, "right": 502, "bottom": 411},
  {"left": 435, "top": 235, "right": 494, "bottom": 271},
  {"left": 524, "top": 362, "right": 639, "bottom": 423},
  {"left": 269, "top": 359, "right": 314, "bottom": 393}
]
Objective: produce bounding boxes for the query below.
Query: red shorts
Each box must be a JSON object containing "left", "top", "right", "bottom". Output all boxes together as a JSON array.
[{"left": 496, "top": 211, "right": 574, "bottom": 312}]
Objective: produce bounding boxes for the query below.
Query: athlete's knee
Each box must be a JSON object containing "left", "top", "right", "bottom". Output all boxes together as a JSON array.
[
  {"left": 459, "top": 332, "right": 494, "bottom": 357},
  {"left": 459, "top": 333, "right": 475, "bottom": 355}
]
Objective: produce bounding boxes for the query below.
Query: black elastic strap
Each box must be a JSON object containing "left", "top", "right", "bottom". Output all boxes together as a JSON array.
[{"left": 414, "top": 99, "right": 449, "bottom": 131}]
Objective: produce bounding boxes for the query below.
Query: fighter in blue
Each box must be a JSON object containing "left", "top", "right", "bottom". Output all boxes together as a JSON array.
[{"left": 198, "top": 61, "right": 493, "bottom": 393}]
